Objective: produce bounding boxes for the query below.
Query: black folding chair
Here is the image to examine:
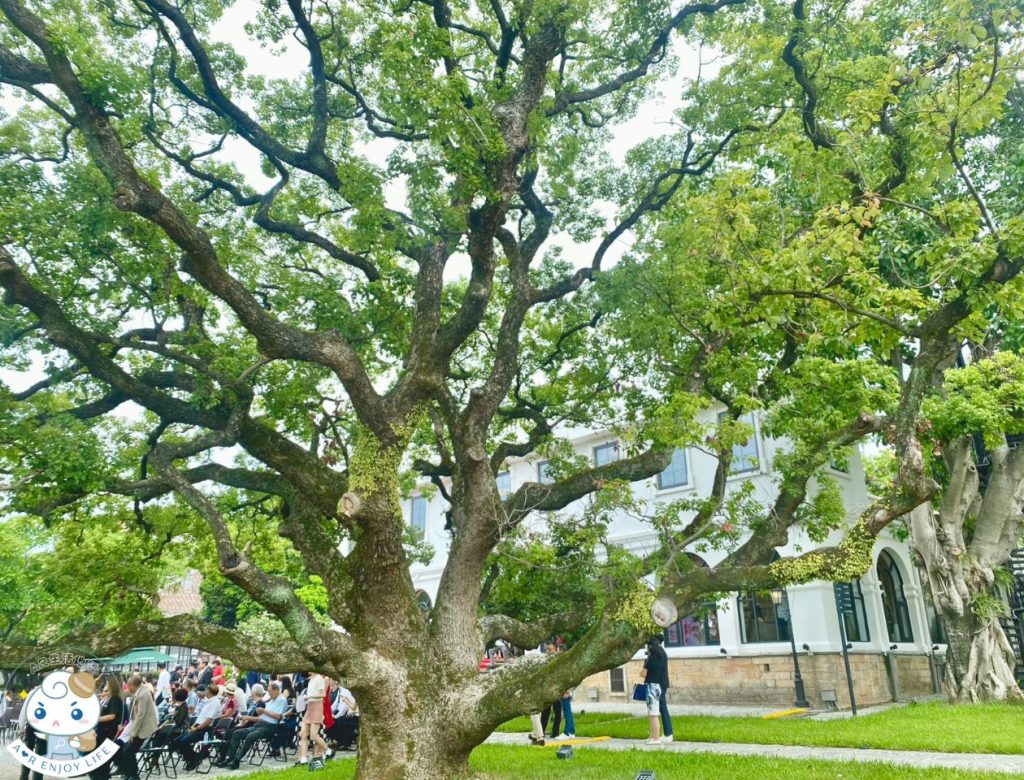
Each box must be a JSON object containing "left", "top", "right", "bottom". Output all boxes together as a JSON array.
[
  {"left": 192, "top": 717, "right": 235, "bottom": 775},
  {"left": 250, "top": 709, "right": 297, "bottom": 765},
  {"left": 138, "top": 723, "right": 178, "bottom": 780}
]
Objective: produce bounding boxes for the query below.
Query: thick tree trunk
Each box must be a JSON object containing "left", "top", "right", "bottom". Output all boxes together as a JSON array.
[
  {"left": 909, "top": 441, "right": 1024, "bottom": 702},
  {"left": 942, "top": 611, "right": 1022, "bottom": 702},
  {"left": 351, "top": 706, "right": 473, "bottom": 780}
]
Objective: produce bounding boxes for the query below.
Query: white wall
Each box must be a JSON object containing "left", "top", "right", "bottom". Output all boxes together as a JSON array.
[{"left": 402, "top": 412, "right": 937, "bottom": 657}]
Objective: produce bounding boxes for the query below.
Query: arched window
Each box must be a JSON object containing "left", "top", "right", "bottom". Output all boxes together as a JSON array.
[
  {"left": 877, "top": 551, "right": 914, "bottom": 643},
  {"left": 664, "top": 555, "right": 720, "bottom": 647}
]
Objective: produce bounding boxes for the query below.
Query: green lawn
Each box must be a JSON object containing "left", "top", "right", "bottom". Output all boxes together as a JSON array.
[
  {"left": 497, "top": 701, "right": 1024, "bottom": 754},
  {"left": 242, "top": 744, "right": 1005, "bottom": 780}
]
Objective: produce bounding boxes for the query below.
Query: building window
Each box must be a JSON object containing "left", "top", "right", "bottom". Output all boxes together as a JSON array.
[
  {"left": 496, "top": 470, "right": 511, "bottom": 498},
  {"left": 594, "top": 441, "right": 620, "bottom": 466},
  {"left": 657, "top": 448, "right": 689, "bottom": 490},
  {"left": 829, "top": 453, "right": 850, "bottom": 473},
  {"left": 738, "top": 591, "right": 790, "bottom": 643},
  {"left": 410, "top": 496, "right": 427, "bottom": 539},
  {"left": 924, "top": 598, "right": 947, "bottom": 645},
  {"left": 537, "top": 460, "right": 554, "bottom": 485},
  {"left": 609, "top": 666, "right": 626, "bottom": 694},
  {"left": 877, "top": 551, "right": 914, "bottom": 643},
  {"left": 665, "top": 604, "right": 720, "bottom": 647},
  {"left": 718, "top": 412, "right": 760, "bottom": 474},
  {"left": 839, "top": 580, "right": 870, "bottom": 642}
]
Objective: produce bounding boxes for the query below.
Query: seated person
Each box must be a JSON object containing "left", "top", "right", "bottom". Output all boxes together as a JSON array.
[
  {"left": 172, "top": 684, "right": 221, "bottom": 771},
  {"left": 327, "top": 685, "right": 359, "bottom": 751},
  {"left": 212, "top": 684, "right": 264, "bottom": 764},
  {"left": 168, "top": 688, "right": 190, "bottom": 736},
  {"left": 219, "top": 684, "right": 239, "bottom": 719},
  {"left": 218, "top": 681, "right": 289, "bottom": 770}
]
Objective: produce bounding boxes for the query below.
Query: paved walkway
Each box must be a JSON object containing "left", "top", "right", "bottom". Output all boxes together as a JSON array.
[{"left": 486, "top": 732, "right": 1024, "bottom": 774}]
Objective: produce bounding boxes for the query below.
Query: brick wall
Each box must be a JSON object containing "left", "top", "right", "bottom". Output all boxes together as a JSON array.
[{"left": 577, "top": 653, "right": 936, "bottom": 709}]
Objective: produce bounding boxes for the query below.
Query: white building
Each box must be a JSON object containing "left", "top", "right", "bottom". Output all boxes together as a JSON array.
[{"left": 406, "top": 411, "right": 944, "bottom": 708}]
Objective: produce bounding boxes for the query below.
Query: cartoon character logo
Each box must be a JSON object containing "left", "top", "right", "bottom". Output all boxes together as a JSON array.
[
  {"left": 7, "top": 670, "right": 118, "bottom": 778},
  {"left": 26, "top": 671, "right": 101, "bottom": 759}
]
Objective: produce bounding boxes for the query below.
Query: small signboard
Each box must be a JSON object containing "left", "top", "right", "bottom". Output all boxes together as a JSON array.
[{"left": 833, "top": 582, "right": 855, "bottom": 615}]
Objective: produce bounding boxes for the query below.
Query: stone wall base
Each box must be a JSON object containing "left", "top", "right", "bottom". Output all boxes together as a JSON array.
[{"left": 577, "top": 653, "right": 938, "bottom": 710}]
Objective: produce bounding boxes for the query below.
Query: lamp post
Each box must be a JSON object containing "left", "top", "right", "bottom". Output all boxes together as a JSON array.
[{"left": 771, "top": 588, "right": 810, "bottom": 708}]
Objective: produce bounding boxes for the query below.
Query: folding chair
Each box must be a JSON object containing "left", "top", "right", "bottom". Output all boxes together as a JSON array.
[
  {"left": 1, "top": 701, "right": 22, "bottom": 745},
  {"left": 138, "top": 723, "right": 178, "bottom": 780},
  {"left": 192, "top": 717, "right": 234, "bottom": 774},
  {"left": 251, "top": 710, "right": 296, "bottom": 765}
]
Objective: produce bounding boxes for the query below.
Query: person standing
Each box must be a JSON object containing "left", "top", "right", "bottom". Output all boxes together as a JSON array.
[
  {"left": 655, "top": 638, "right": 673, "bottom": 743},
  {"left": 89, "top": 676, "right": 124, "bottom": 780},
  {"left": 197, "top": 659, "right": 213, "bottom": 690},
  {"left": 321, "top": 677, "right": 335, "bottom": 757},
  {"left": 155, "top": 663, "right": 171, "bottom": 706},
  {"left": 17, "top": 693, "right": 43, "bottom": 780},
  {"left": 115, "top": 674, "right": 159, "bottom": 780},
  {"left": 295, "top": 672, "right": 327, "bottom": 767},
  {"left": 527, "top": 712, "right": 546, "bottom": 747},
  {"left": 642, "top": 636, "right": 668, "bottom": 746},
  {"left": 557, "top": 687, "right": 576, "bottom": 740},
  {"left": 539, "top": 643, "right": 562, "bottom": 739}
]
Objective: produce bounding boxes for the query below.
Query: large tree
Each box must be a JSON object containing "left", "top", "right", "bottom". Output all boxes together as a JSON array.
[
  {"left": 1, "top": 0, "right": 1021, "bottom": 777},
  {"left": 604, "top": 0, "right": 1024, "bottom": 701}
]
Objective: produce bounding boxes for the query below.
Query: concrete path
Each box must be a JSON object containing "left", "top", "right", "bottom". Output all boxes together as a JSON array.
[{"left": 486, "top": 732, "right": 1024, "bottom": 775}]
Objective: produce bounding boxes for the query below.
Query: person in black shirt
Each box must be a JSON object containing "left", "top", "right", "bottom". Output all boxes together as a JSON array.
[
  {"left": 89, "top": 675, "right": 124, "bottom": 780},
  {"left": 197, "top": 659, "right": 213, "bottom": 689},
  {"left": 642, "top": 636, "right": 668, "bottom": 745},
  {"left": 169, "top": 688, "right": 190, "bottom": 735}
]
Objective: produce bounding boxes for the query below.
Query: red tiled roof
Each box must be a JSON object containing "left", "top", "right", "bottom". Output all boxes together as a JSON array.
[{"left": 158, "top": 570, "right": 204, "bottom": 617}]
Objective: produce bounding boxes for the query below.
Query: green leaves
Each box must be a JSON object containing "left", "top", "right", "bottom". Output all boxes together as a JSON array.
[{"left": 926, "top": 351, "right": 1024, "bottom": 447}]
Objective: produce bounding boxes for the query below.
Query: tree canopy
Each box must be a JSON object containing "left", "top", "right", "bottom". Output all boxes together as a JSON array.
[{"left": 1, "top": 0, "right": 1023, "bottom": 774}]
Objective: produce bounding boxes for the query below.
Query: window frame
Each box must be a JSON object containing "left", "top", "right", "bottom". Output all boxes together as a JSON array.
[
  {"left": 877, "top": 551, "right": 915, "bottom": 644},
  {"left": 410, "top": 495, "right": 427, "bottom": 539},
  {"left": 829, "top": 449, "right": 851, "bottom": 474},
  {"left": 537, "top": 460, "right": 554, "bottom": 485},
  {"left": 593, "top": 441, "right": 620, "bottom": 467},
  {"left": 609, "top": 666, "right": 626, "bottom": 694},
  {"left": 496, "top": 470, "right": 511, "bottom": 498},
  {"left": 656, "top": 447, "right": 690, "bottom": 491},
  {"left": 717, "top": 411, "right": 762, "bottom": 476},
  {"left": 664, "top": 602, "right": 720, "bottom": 648},
  {"left": 737, "top": 590, "right": 791, "bottom": 644}
]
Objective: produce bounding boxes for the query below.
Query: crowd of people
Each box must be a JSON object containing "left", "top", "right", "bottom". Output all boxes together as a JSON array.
[
  {"left": 9, "top": 660, "right": 360, "bottom": 780},
  {"left": 2, "top": 636, "right": 677, "bottom": 777},
  {"left": 522, "top": 635, "right": 674, "bottom": 747}
]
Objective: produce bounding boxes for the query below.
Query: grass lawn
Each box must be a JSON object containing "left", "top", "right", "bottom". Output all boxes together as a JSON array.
[
  {"left": 496, "top": 701, "right": 1024, "bottom": 754},
  {"left": 240, "top": 744, "right": 1006, "bottom": 779}
]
